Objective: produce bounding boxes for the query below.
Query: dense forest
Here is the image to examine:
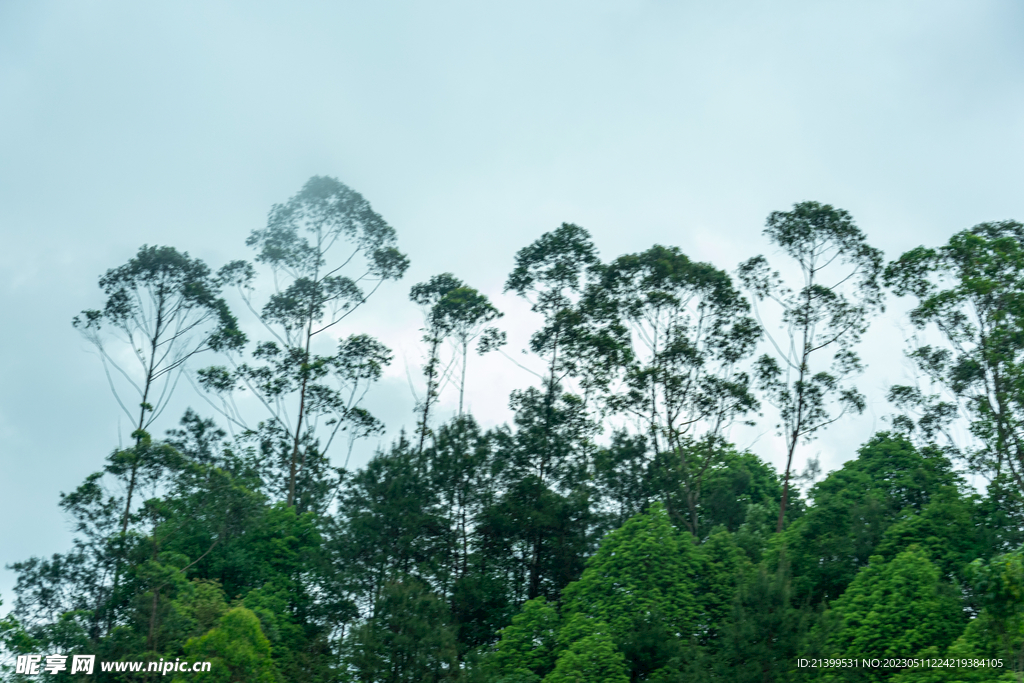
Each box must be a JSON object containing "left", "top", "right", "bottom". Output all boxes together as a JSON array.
[{"left": 2, "top": 176, "right": 1023, "bottom": 681}]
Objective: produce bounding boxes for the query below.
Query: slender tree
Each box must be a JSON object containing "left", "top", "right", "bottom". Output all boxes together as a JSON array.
[
  {"left": 738, "top": 201, "right": 884, "bottom": 532},
  {"left": 597, "top": 244, "right": 760, "bottom": 535},
  {"left": 505, "top": 223, "right": 617, "bottom": 400},
  {"left": 410, "top": 273, "right": 464, "bottom": 453},
  {"left": 200, "top": 176, "right": 408, "bottom": 507},
  {"left": 440, "top": 285, "right": 504, "bottom": 416},
  {"left": 73, "top": 245, "right": 244, "bottom": 614},
  {"left": 884, "top": 221, "right": 1024, "bottom": 497},
  {"left": 502, "top": 223, "right": 626, "bottom": 601},
  {"left": 410, "top": 275, "right": 505, "bottom": 446}
]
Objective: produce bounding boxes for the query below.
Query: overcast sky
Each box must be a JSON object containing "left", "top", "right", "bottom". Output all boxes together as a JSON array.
[{"left": 2, "top": 1, "right": 1024, "bottom": 606}]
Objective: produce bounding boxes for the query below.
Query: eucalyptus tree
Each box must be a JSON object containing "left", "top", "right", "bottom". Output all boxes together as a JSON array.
[
  {"left": 442, "top": 285, "right": 504, "bottom": 416},
  {"left": 884, "top": 221, "right": 1024, "bottom": 496},
  {"left": 200, "top": 176, "right": 408, "bottom": 508},
  {"left": 499, "top": 223, "right": 625, "bottom": 601},
  {"left": 410, "top": 274, "right": 463, "bottom": 454},
  {"left": 738, "top": 201, "right": 884, "bottom": 532},
  {"left": 597, "top": 244, "right": 760, "bottom": 536},
  {"left": 410, "top": 274, "right": 504, "bottom": 449},
  {"left": 72, "top": 245, "right": 244, "bottom": 614},
  {"left": 505, "top": 222, "right": 626, "bottom": 402}
]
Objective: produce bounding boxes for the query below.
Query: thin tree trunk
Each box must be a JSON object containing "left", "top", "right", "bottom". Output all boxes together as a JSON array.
[
  {"left": 418, "top": 336, "right": 441, "bottom": 455},
  {"left": 777, "top": 360, "right": 808, "bottom": 533},
  {"left": 110, "top": 316, "right": 160, "bottom": 634},
  {"left": 458, "top": 341, "right": 468, "bottom": 416},
  {"left": 288, "top": 308, "right": 316, "bottom": 508},
  {"left": 776, "top": 433, "right": 798, "bottom": 533}
]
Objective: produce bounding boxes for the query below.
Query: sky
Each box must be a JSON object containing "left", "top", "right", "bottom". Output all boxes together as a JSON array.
[{"left": 2, "top": 0, "right": 1024, "bottom": 606}]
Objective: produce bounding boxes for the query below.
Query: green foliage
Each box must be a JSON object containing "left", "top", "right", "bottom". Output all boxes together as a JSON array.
[
  {"left": 334, "top": 437, "right": 444, "bottom": 603},
  {"left": 343, "top": 579, "right": 460, "bottom": 683},
  {"left": 543, "top": 623, "right": 629, "bottom": 683},
  {"left": 963, "top": 547, "right": 1024, "bottom": 675},
  {"left": 695, "top": 529, "right": 751, "bottom": 646},
  {"left": 483, "top": 597, "right": 561, "bottom": 681},
  {"left": 21, "top": 197, "right": 1024, "bottom": 683},
  {"left": 781, "top": 432, "right": 961, "bottom": 602},
  {"left": 825, "top": 548, "right": 964, "bottom": 681},
  {"left": 562, "top": 502, "right": 700, "bottom": 678},
  {"left": 482, "top": 385, "right": 599, "bottom": 602},
  {"left": 717, "top": 557, "right": 811, "bottom": 683},
  {"left": 179, "top": 606, "right": 281, "bottom": 683},
  {"left": 874, "top": 488, "right": 987, "bottom": 581},
  {"left": 562, "top": 502, "right": 698, "bottom": 636}
]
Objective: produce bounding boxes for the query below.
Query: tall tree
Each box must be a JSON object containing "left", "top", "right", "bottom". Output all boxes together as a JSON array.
[
  {"left": 738, "top": 201, "right": 884, "bottom": 531},
  {"left": 505, "top": 222, "right": 626, "bottom": 402},
  {"left": 408, "top": 275, "right": 503, "bottom": 447},
  {"left": 884, "top": 221, "right": 1024, "bottom": 499},
  {"left": 499, "top": 223, "right": 623, "bottom": 602},
  {"left": 597, "top": 244, "right": 760, "bottom": 535},
  {"left": 481, "top": 387, "right": 599, "bottom": 602},
  {"left": 441, "top": 285, "right": 504, "bottom": 416},
  {"left": 200, "top": 176, "right": 408, "bottom": 507},
  {"left": 73, "top": 245, "right": 244, "bottom": 617}
]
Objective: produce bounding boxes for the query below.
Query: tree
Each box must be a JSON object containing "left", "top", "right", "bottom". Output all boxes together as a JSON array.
[
  {"left": 561, "top": 502, "right": 701, "bottom": 679},
  {"left": 826, "top": 548, "right": 964, "bottom": 681},
  {"left": 334, "top": 437, "right": 444, "bottom": 610},
  {"left": 962, "top": 546, "right": 1024, "bottom": 677},
  {"left": 738, "top": 201, "right": 884, "bottom": 531},
  {"left": 505, "top": 222, "right": 627, "bottom": 403},
  {"left": 717, "top": 555, "right": 811, "bottom": 683},
  {"left": 428, "top": 416, "right": 495, "bottom": 601},
  {"left": 409, "top": 275, "right": 503, "bottom": 449},
  {"left": 201, "top": 176, "right": 408, "bottom": 508},
  {"left": 695, "top": 449, "right": 784, "bottom": 538},
  {"left": 73, "top": 245, "right": 245, "bottom": 595},
  {"left": 411, "top": 273, "right": 465, "bottom": 454},
  {"left": 884, "top": 221, "right": 1024, "bottom": 500},
  {"left": 73, "top": 245, "right": 245, "bottom": 441},
  {"left": 543, "top": 623, "right": 629, "bottom": 683},
  {"left": 343, "top": 579, "right": 460, "bottom": 683},
  {"left": 597, "top": 245, "right": 760, "bottom": 535},
  {"left": 483, "top": 386, "right": 599, "bottom": 602},
  {"left": 482, "top": 596, "right": 561, "bottom": 681},
  {"left": 441, "top": 285, "right": 504, "bottom": 416},
  {"left": 694, "top": 529, "right": 751, "bottom": 648},
  {"left": 180, "top": 606, "right": 281, "bottom": 683},
  {"left": 500, "top": 223, "right": 624, "bottom": 602},
  {"left": 781, "top": 432, "right": 961, "bottom": 603}
]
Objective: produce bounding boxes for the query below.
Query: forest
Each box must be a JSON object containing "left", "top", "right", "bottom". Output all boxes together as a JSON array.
[{"left": 2, "top": 175, "right": 1022, "bottom": 682}]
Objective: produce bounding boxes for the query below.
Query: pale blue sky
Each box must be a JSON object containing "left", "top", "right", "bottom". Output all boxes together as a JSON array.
[{"left": 2, "top": 1, "right": 1023, "bottom": 605}]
